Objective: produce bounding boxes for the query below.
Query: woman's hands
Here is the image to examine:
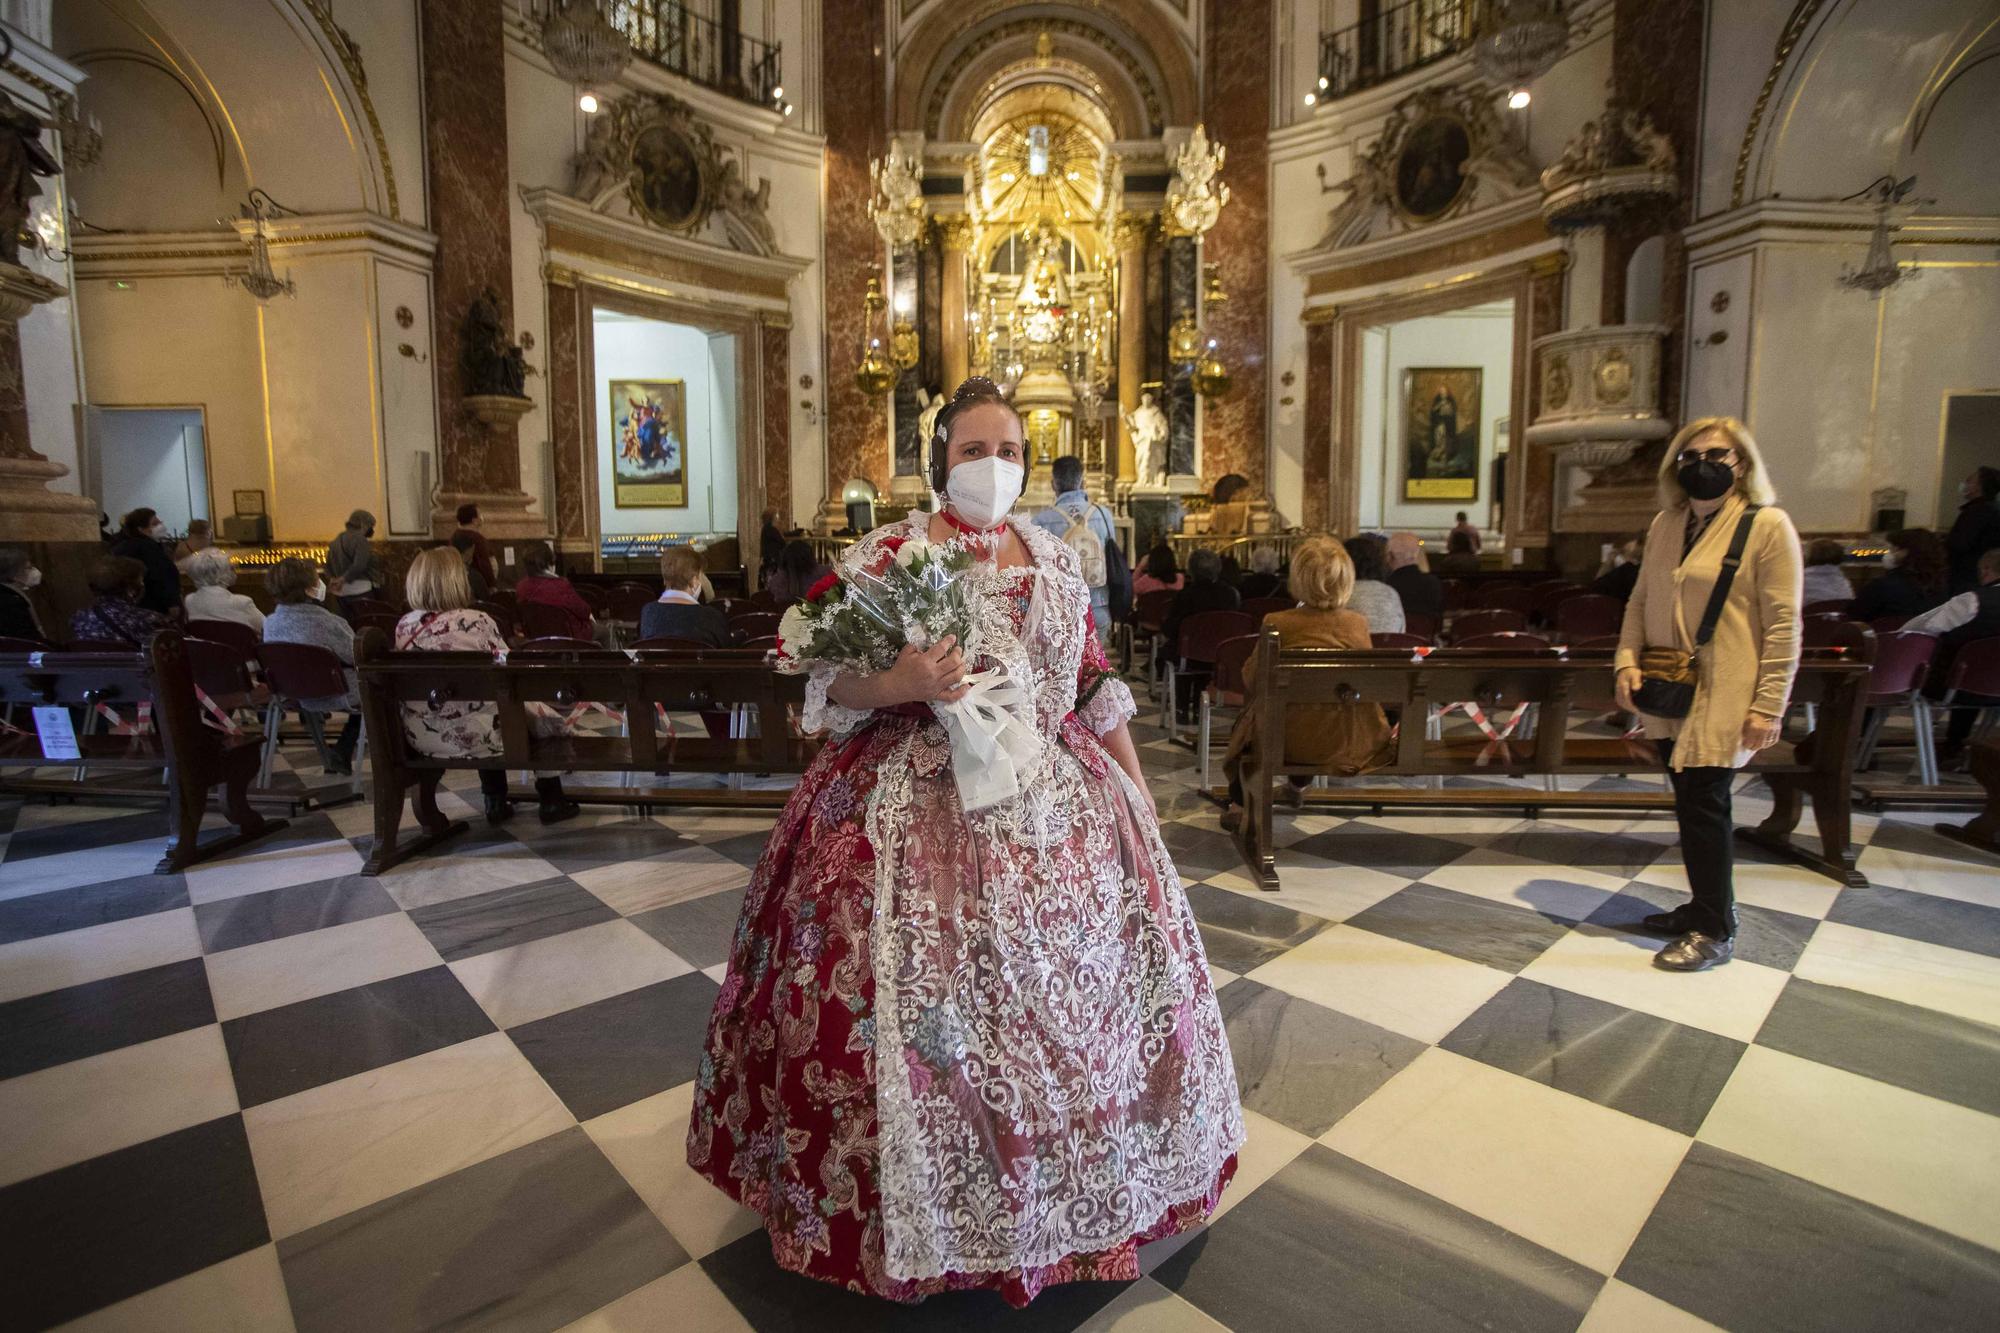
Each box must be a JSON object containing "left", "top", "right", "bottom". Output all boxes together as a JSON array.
[
  {"left": 1742, "top": 712, "right": 1781, "bottom": 752},
  {"left": 1614, "top": 666, "right": 1642, "bottom": 713},
  {"left": 885, "top": 635, "right": 970, "bottom": 706}
]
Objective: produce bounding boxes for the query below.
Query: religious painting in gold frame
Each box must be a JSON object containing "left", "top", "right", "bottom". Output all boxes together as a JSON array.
[
  {"left": 610, "top": 378, "right": 689, "bottom": 508},
  {"left": 1403, "top": 367, "right": 1480, "bottom": 502}
]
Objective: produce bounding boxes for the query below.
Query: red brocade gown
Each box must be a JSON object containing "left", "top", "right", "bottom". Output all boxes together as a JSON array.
[{"left": 688, "top": 514, "right": 1244, "bottom": 1306}]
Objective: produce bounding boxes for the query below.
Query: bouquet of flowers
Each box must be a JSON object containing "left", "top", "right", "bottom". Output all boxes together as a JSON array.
[{"left": 775, "top": 535, "right": 1041, "bottom": 811}]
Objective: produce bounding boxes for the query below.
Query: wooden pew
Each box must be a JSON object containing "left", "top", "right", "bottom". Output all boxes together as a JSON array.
[
  {"left": 1236, "top": 637, "right": 1872, "bottom": 891},
  {"left": 354, "top": 632, "right": 817, "bottom": 874},
  {"left": 0, "top": 631, "right": 289, "bottom": 871},
  {"left": 1936, "top": 738, "right": 2000, "bottom": 858}
]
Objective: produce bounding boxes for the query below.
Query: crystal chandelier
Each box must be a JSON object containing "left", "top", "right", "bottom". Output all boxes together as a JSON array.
[
  {"left": 1469, "top": 1, "right": 1569, "bottom": 107},
  {"left": 224, "top": 190, "right": 296, "bottom": 303},
  {"left": 1839, "top": 176, "right": 1920, "bottom": 300},
  {"left": 538, "top": 0, "right": 632, "bottom": 86}
]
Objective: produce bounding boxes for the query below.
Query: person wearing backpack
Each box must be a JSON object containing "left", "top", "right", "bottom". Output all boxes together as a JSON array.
[{"left": 1034, "top": 454, "right": 1128, "bottom": 640}]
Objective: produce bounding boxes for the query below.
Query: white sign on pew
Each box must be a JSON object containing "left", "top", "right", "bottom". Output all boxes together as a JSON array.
[{"left": 32, "top": 706, "right": 81, "bottom": 760}]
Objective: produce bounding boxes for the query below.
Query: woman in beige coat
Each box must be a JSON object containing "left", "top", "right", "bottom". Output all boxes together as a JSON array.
[{"left": 1615, "top": 417, "right": 1802, "bottom": 972}]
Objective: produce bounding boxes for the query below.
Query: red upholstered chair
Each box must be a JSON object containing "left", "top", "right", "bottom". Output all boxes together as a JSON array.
[
  {"left": 1372, "top": 632, "right": 1430, "bottom": 650},
  {"left": 472, "top": 600, "right": 516, "bottom": 638},
  {"left": 1940, "top": 637, "right": 2000, "bottom": 752},
  {"left": 1529, "top": 582, "right": 1585, "bottom": 623},
  {"left": 1197, "top": 633, "right": 1261, "bottom": 789},
  {"left": 1126, "top": 587, "right": 1178, "bottom": 684},
  {"left": 1451, "top": 631, "right": 1553, "bottom": 651},
  {"left": 1241, "top": 597, "right": 1293, "bottom": 622},
  {"left": 185, "top": 619, "right": 260, "bottom": 656},
  {"left": 1803, "top": 598, "right": 1854, "bottom": 618},
  {"left": 1164, "top": 609, "right": 1256, "bottom": 740},
  {"left": 607, "top": 583, "right": 661, "bottom": 623},
  {"left": 1554, "top": 594, "right": 1625, "bottom": 643},
  {"left": 1868, "top": 615, "right": 1908, "bottom": 634},
  {"left": 1402, "top": 611, "right": 1440, "bottom": 644},
  {"left": 1855, "top": 631, "right": 1941, "bottom": 783},
  {"left": 518, "top": 601, "right": 581, "bottom": 642},
  {"left": 256, "top": 640, "right": 358, "bottom": 785},
  {"left": 574, "top": 585, "right": 609, "bottom": 616},
  {"left": 1447, "top": 609, "right": 1528, "bottom": 643},
  {"left": 729, "top": 612, "right": 781, "bottom": 644},
  {"left": 630, "top": 636, "right": 718, "bottom": 652},
  {"left": 510, "top": 637, "right": 600, "bottom": 656},
  {"left": 1569, "top": 634, "right": 1623, "bottom": 652},
  {"left": 1475, "top": 584, "right": 1535, "bottom": 614},
  {"left": 342, "top": 596, "right": 398, "bottom": 623}
]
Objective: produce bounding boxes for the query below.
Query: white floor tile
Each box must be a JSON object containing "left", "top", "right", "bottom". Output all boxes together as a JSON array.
[
  {"left": 0, "top": 839, "right": 165, "bottom": 902},
  {"left": 582, "top": 1082, "right": 761, "bottom": 1262},
  {"left": 1074, "top": 1277, "right": 1232, "bottom": 1332},
  {"left": 448, "top": 918, "right": 690, "bottom": 1029},
  {"left": 54, "top": 1244, "right": 296, "bottom": 1333},
  {"left": 1421, "top": 850, "right": 1625, "bottom": 921},
  {"left": 1578, "top": 1278, "right": 1726, "bottom": 1332},
  {"left": 0, "top": 907, "right": 202, "bottom": 1004},
  {"left": 1322, "top": 1048, "right": 1690, "bottom": 1275},
  {"left": 572, "top": 846, "right": 754, "bottom": 915},
  {"left": 1204, "top": 854, "right": 1412, "bottom": 923},
  {"left": 1792, "top": 920, "right": 2000, "bottom": 1028},
  {"left": 373, "top": 838, "right": 563, "bottom": 911},
  {"left": 1207, "top": 1107, "right": 1313, "bottom": 1225},
  {"left": 183, "top": 839, "right": 365, "bottom": 906},
  {"left": 0, "top": 1026, "right": 238, "bottom": 1187},
  {"left": 243, "top": 1030, "right": 573, "bottom": 1239},
  {"left": 1246, "top": 925, "right": 1512, "bottom": 1044},
  {"left": 1698, "top": 1044, "right": 2000, "bottom": 1250},
  {"left": 203, "top": 912, "right": 443, "bottom": 1022},
  {"left": 1518, "top": 928, "right": 1790, "bottom": 1043},
  {"left": 556, "top": 1261, "right": 755, "bottom": 1333},
  {"left": 1633, "top": 856, "right": 1841, "bottom": 920},
  {"left": 1857, "top": 840, "right": 2000, "bottom": 909}
]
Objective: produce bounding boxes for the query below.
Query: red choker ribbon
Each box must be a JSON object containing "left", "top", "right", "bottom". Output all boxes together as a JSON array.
[{"left": 939, "top": 509, "right": 1007, "bottom": 538}]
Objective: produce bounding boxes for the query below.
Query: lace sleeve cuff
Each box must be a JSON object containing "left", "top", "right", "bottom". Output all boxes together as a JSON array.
[
  {"left": 802, "top": 664, "right": 873, "bottom": 738},
  {"left": 1075, "top": 671, "right": 1137, "bottom": 735}
]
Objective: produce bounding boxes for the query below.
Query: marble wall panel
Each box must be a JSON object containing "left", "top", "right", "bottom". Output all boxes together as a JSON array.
[
  {"left": 1201, "top": 0, "right": 1272, "bottom": 496},
  {"left": 545, "top": 279, "right": 586, "bottom": 543},
  {"left": 821, "top": 0, "right": 890, "bottom": 506},
  {"left": 1304, "top": 319, "right": 1333, "bottom": 531},
  {"left": 761, "top": 320, "right": 791, "bottom": 526}
]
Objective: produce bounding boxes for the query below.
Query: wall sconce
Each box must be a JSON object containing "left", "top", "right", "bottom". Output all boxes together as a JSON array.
[
  {"left": 854, "top": 270, "right": 896, "bottom": 395},
  {"left": 891, "top": 319, "right": 919, "bottom": 371}
]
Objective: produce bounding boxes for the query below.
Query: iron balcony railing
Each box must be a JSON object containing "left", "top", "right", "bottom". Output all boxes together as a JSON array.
[
  {"left": 612, "top": 1, "right": 782, "bottom": 107},
  {"left": 1317, "top": 0, "right": 1471, "bottom": 103}
]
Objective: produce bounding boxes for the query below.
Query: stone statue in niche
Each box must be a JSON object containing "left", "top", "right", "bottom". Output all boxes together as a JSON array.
[
  {"left": 914, "top": 387, "right": 944, "bottom": 450},
  {"left": 1123, "top": 391, "right": 1169, "bottom": 484},
  {"left": 715, "top": 156, "right": 776, "bottom": 255},
  {"left": 462, "top": 287, "right": 534, "bottom": 399},
  {"left": 568, "top": 93, "right": 779, "bottom": 255},
  {"left": 0, "top": 82, "right": 59, "bottom": 267},
  {"left": 1541, "top": 109, "right": 1677, "bottom": 193}
]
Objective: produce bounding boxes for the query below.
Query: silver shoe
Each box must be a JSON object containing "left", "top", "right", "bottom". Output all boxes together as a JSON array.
[{"left": 1654, "top": 931, "right": 1734, "bottom": 972}]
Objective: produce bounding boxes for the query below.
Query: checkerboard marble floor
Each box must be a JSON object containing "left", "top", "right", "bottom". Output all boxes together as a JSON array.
[{"left": 4, "top": 697, "right": 2000, "bottom": 1332}]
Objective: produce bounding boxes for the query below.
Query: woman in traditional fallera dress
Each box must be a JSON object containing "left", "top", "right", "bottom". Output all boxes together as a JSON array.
[{"left": 688, "top": 378, "right": 1244, "bottom": 1305}]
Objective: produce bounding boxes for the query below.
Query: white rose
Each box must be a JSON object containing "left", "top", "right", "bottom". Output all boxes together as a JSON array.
[
  {"left": 776, "top": 605, "right": 811, "bottom": 664},
  {"left": 894, "top": 538, "right": 928, "bottom": 569}
]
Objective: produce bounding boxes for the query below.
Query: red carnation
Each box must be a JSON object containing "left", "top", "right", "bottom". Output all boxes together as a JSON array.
[
  {"left": 807, "top": 572, "right": 842, "bottom": 603},
  {"left": 882, "top": 536, "right": 908, "bottom": 553}
]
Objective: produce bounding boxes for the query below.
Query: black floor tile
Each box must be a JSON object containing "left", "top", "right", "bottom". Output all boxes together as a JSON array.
[
  {"left": 627, "top": 887, "right": 747, "bottom": 970},
  {"left": 1182, "top": 885, "right": 1331, "bottom": 974},
  {"left": 1156, "top": 822, "right": 1247, "bottom": 880},
  {"left": 508, "top": 971, "right": 719, "bottom": 1120},
  {"left": 193, "top": 875, "right": 400, "bottom": 954},
  {"left": 700, "top": 1228, "right": 1127, "bottom": 1331},
  {"left": 221, "top": 966, "right": 493, "bottom": 1107},
  {"left": 1754, "top": 977, "right": 2000, "bottom": 1117},
  {"left": 405, "top": 875, "right": 618, "bottom": 962},
  {"left": 1154, "top": 1145, "right": 1601, "bottom": 1332},
  {"left": 1284, "top": 825, "right": 1474, "bottom": 878},
  {"left": 0, "top": 957, "right": 215, "bottom": 1081},
  {"left": 1344, "top": 882, "right": 1570, "bottom": 973},
  {"left": 1440, "top": 977, "right": 1747, "bottom": 1135},
  {"left": 0, "top": 872, "right": 189, "bottom": 944},
  {"left": 1826, "top": 882, "right": 2000, "bottom": 960},
  {"left": 1217, "top": 979, "right": 1425, "bottom": 1137},
  {"left": 1620, "top": 1142, "right": 2000, "bottom": 1332},
  {"left": 0, "top": 808, "right": 172, "bottom": 862},
  {"left": 278, "top": 1127, "right": 683, "bottom": 1333},
  {"left": 511, "top": 818, "right": 698, "bottom": 872},
  {"left": 1481, "top": 826, "right": 1675, "bottom": 877},
  {"left": 1586, "top": 883, "right": 1818, "bottom": 970},
  {"left": 0, "top": 1114, "right": 268, "bottom": 1331}
]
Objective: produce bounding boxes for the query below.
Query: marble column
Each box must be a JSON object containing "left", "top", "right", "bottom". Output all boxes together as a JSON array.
[
  {"left": 1302, "top": 314, "right": 1333, "bottom": 532},
  {"left": 1201, "top": 0, "right": 1273, "bottom": 497},
  {"left": 1114, "top": 213, "right": 1150, "bottom": 485},
  {"left": 819, "top": 0, "right": 890, "bottom": 527},
  {"left": 1163, "top": 234, "right": 1199, "bottom": 482},
  {"left": 889, "top": 249, "right": 926, "bottom": 500},
  {"left": 544, "top": 274, "right": 587, "bottom": 550},
  {"left": 759, "top": 318, "right": 791, "bottom": 531},
  {"left": 420, "top": 0, "right": 541, "bottom": 538},
  {"left": 937, "top": 217, "right": 971, "bottom": 392}
]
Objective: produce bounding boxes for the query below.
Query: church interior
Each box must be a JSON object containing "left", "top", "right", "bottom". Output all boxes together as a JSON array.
[{"left": 3, "top": 0, "right": 2000, "bottom": 1328}]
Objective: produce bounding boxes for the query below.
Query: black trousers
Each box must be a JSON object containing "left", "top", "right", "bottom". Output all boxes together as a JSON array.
[{"left": 1656, "top": 739, "right": 1737, "bottom": 939}]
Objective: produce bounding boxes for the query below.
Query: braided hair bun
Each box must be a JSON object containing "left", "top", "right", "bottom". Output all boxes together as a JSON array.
[{"left": 928, "top": 376, "right": 1025, "bottom": 494}]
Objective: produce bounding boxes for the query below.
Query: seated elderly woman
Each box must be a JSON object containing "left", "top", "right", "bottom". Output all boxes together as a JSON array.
[
  {"left": 182, "top": 548, "right": 266, "bottom": 634},
  {"left": 396, "top": 546, "right": 579, "bottom": 825},
  {"left": 70, "top": 556, "right": 168, "bottom": 647},
  {"left": 262, "top": 556, "right": 362, "bottom": 774},
  {"left": 1342, "top": 535, "right": 1407, "bottom": 635},
  {"left": 1221, "top": 537, "right": 1389, "bottom": 832},
  {"left": 1238, "top": 545, "right": 1285, "bottom": 600}
]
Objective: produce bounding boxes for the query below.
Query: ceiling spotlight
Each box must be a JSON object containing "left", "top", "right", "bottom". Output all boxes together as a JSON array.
[
  {"left": 1507, "top": 87, "right": 1531, "bottom": 109},
  {"left": 772, "top": 85, "right": 784, "bottom": 101},
  {"left": 782, "top": 102, "right": 794, "bottom": 117},
  {"left": 1303, "top": 92, "right": 1317, "bottom": 106},
  {"left": 578, "top": 91, "right": 600, "bottom": 114},
  {"left": 1317, "top": 75, "right": 1329, "bottom": 90}
]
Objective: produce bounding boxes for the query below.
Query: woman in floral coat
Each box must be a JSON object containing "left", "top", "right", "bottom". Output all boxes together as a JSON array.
[{"left": 688, "top": 379, "right": 1242, "bottom": 1305}]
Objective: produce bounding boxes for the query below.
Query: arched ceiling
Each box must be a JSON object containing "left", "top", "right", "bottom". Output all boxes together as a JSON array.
[{"left": 893, "top": 0, "right": 1198, "bottom": 142}]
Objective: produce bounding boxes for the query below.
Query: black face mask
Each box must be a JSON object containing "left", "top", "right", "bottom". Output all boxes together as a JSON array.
[{"left": 1677, "top": 460, "right": 1735, "bottom": 501}]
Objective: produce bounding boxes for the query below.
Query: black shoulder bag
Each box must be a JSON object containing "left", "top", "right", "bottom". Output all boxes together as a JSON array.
[{"left": 1632, "top": 505, "right": 1761, "bottom": 720}]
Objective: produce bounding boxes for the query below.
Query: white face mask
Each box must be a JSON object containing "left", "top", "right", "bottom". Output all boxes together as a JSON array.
[
  {"left": 148, "top": 522, "right": 166, "bottom": 539},
  {"left": 1883, "top": 550, "right": 1901, "bottom": 570},
  {"left": 945, "top": 454, "right": 1024, "bottom": 529},
  {"left": 22, "top": 566, "right": 41, "bottom": 588},
  {"left": 307, "top": 581, "right": 327, "bottom": 602}
]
